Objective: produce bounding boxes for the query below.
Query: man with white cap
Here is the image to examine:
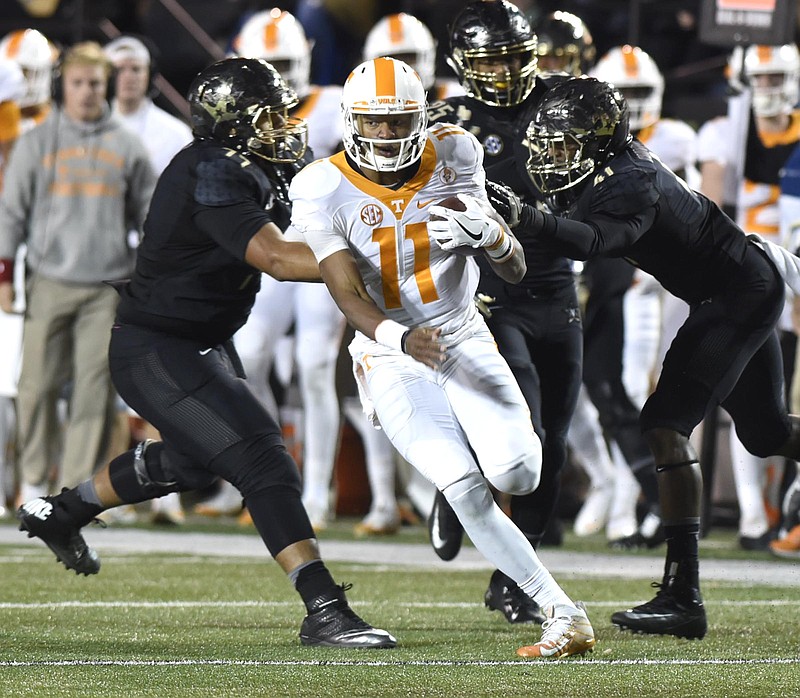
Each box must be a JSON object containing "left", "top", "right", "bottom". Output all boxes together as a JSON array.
[{"left": 104, "top": 35, "right": 191, "bottom": 175}]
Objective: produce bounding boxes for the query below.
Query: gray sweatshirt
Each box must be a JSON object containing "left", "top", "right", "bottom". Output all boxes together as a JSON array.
[{"left": 0, "top": 106, "right": 156, "bottom": 284}]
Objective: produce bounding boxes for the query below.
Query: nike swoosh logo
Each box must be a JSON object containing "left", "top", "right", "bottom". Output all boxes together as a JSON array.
[
  {"left": 455, "top": 217, "right": 483, "bottom": 241},
  {"left": 430, "top": 507, "right": 447, "bottom": 550},
  {"left": 416, "top": 198, "right": 437, "bottom": 209},
  {"left": 199, "top": 348, "right": 213, "bottom": 356}
]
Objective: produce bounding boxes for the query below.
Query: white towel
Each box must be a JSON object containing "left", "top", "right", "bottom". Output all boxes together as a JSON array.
[{"left": 747, "top": 234, "right": 800, "bottom": 296}]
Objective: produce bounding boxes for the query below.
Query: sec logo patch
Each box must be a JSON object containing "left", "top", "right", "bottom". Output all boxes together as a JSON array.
[
  {"left": 360, "top": 203, "right": 384, "bottom": 226},
  {"left": 483, "top": 134, "right": 504, "bottom": 156}
]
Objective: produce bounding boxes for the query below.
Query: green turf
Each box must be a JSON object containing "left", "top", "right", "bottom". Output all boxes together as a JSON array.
[{"left": 0, "top": 519, "right": 798, "bottom": 697}]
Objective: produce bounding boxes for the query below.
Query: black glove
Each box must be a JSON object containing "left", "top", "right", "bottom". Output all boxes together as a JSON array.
[
  {"left": 485, "top": 180, "right": 523, "bottom": 228},
  {"left": 486, "top": 180, "right": 543, "bottom": 236}
]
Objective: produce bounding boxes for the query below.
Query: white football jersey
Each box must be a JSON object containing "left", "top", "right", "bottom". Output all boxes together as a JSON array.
[
  {"left": 290, "top": 123, "right": 488, "bottom": 337},
  {"left": 637, "top": 118, "right": 699, "bottom": 189}
]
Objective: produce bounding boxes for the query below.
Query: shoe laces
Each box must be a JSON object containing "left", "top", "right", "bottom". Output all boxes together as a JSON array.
[
  {"left": 637, "top": 581, "right": 681, "bottom": 612},
  {"left": 538, "top": 613, "right": 578, "bottom": 650}
]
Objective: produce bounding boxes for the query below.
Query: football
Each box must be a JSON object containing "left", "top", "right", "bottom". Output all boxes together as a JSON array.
[{"left": 429, "top": 195, "right": 467, "bottom": 221}]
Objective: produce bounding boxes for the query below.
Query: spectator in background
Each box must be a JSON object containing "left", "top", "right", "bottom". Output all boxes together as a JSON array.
[
  {"left": 0, "top": 41, "right": 156, "bottom": 504},
  {"left": 105, "top": 35, "right": 192, "bottom": 174},
  {"left": 104, "top": 33, "right": 193, "bottom": 525}
]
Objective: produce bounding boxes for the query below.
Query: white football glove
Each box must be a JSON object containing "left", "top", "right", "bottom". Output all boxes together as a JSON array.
[{"left": 427, "top": 194, "right": 503, "bottom": 250}]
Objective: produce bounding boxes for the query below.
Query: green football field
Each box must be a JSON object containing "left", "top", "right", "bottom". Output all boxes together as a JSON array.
[{"left": 0, "top": 517, "right": 798, "bottom": 697}]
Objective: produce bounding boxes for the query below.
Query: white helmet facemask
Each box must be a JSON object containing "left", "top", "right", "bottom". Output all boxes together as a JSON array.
[
  {"left": 590, "top": 45, "right": 664, "bottom": 131},
  {"left": 342, "top": 57, "right": 428, "bottom": 172},
  {"left": 363, "top": 13, "right": 437, "bottom": 91},
  {"left": 743, "top": 44, "right": 800, "bottom": 118}
]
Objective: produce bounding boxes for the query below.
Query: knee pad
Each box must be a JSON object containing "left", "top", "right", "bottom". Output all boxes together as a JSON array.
[
  {"left": 109, "top": 440, "right": 182, "bottom": 502},
  {"left": 487, "top": 453, "right": 541, "bottom": 496}
]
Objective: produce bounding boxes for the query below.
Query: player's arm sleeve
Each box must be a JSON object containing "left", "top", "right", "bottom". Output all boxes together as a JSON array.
[
  {"left": 191, "top": 156, "right": 275, "bottom": 260},
  {"left": 523, "top": 173, "right": 658, "bottom": 259}
]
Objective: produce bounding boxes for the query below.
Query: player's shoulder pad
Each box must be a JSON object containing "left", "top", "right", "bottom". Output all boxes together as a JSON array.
[
  {"left": 194, "top": 147, "right": 270, "bottom": 207},
  {"left": 428, "top": 123, "right": 482, "bottom": 169},
  {"left": 288, "top": 157, "right": 345, "bottom": 203},
  {"left": 590, "top": 156, "right": 659, "bottom": 215}
]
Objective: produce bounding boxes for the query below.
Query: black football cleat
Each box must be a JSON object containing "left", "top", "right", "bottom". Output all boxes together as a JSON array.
[
  {"left": 484, "top": 569, "right": 546, "bottom": 624},
  {"left": 427, "top": 489, "right": 463, "bottom": 561},
  {"left": 17, "top": 496, "right": 100, "bottom": 576},
  {"left": 299, "top": 585, "right": 397, "bottom": 648},
  {"left": 611, "top": 581, "right": 707, "bottom": 639}
]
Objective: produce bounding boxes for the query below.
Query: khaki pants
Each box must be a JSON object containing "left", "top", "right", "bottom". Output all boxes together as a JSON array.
[{"left": 17, "top": 277, "right": 118, "bottom": 491}]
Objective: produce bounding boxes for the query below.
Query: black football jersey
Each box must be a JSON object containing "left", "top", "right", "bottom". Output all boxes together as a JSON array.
[
  {"left": 116, "top": 140, "right": 308, "bottom": 345},
  {"left": 427, "top": 76, "right": 574, "bottom": 297},
  {"left": 540, "top": 139, "right": 751, "bottom": 304}
]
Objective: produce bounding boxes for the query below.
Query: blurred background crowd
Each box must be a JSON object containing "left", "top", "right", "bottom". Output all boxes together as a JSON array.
[{"left": 1, "top": 0, "right": 799, "bottom": 560}]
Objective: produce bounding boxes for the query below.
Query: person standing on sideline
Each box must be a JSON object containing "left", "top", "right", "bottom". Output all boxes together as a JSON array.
[
  {"left": 288, "top": 56, "right": 595, "bottom": 660},
  {"left": 16, "top": 57, "right": 396, "bottom": 650},
  {"left": 104, "top": 33, "right": 193, "bottom": 526},
  {"left": 0, "top": 41, "right": 156, "bottom": 504}
]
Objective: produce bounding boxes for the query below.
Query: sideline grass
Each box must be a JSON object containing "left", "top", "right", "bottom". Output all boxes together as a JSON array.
[{"left": 0, "top": 523, "right": 799, "bottom": 697}]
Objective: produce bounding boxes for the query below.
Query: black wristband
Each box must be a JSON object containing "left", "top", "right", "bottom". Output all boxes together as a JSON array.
[{"left": 400, "top": 330, "right": 411, "bottom": 354}]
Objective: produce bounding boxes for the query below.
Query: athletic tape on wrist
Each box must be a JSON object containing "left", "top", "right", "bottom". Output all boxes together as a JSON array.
[
  {"left": 375, "top": 319, "right": 411, "bottom": 352},
  {"left": 485, "top": 229, "right": 513, "bottom": 262}
]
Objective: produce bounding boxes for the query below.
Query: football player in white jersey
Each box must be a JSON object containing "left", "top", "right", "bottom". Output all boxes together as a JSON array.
[
  {"left": 360, "top": 11, "right": 467, "bottom": 534},
  {"left": 288, "top": 56, "right": 595, "bottom": 660},
  {"left": 198, "top": 8, "right": 350, "bottom": 531},
  {"left": 0, "top": 30, "right": 57, "bottom": 515},
  {"left": 0, "top": 29, "right": 57, "bottom": 134},
  {"left": 697, "top": 43, "right": 800, "bottom": 550}
]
